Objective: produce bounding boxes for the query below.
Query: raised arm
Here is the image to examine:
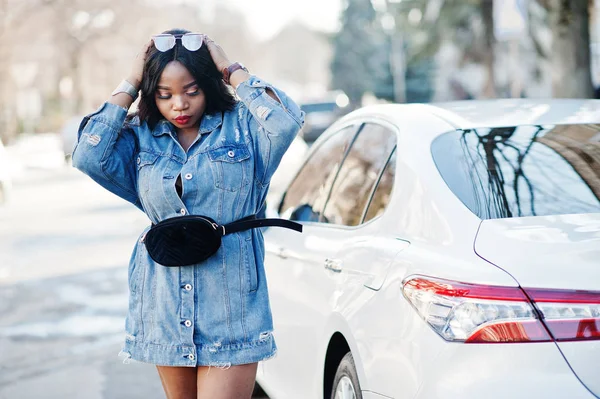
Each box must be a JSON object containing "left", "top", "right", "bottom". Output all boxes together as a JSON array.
[
  {"left": 203, "top": 35, "right": 305, "bottom": 185},
  {"left": 72, "top": 40, "right": 154, "bottom": 210}
]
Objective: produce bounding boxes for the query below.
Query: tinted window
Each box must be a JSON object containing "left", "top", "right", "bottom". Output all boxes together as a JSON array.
[
  {"left": 364, "top": 151, "right": 397, "bottom": 223},
  {"left": 279, "top": 126, "right": 358, "bottom": 221},
  {"left": 322, "top": 124, "right": 397, "bottom": 225},
  {"left": 432, "top": 125, "right": 600, "bottom": 219}
]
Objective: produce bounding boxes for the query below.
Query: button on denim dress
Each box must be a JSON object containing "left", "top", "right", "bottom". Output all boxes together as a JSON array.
[{"left": 72, "top": 76, "right": 304, "bottom": 367}]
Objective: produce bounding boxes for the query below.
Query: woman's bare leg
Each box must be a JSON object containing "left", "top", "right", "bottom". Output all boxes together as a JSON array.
[
  {"left": 196, "top": 363, "right": 258, "bottom": 399},
  {"left": 156, "top": 366, "right": 197, "bottom": 399}
]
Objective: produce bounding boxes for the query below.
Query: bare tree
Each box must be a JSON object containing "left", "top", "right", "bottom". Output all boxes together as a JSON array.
[
  {"left": 480, "top": 0, "right": 497, "bottom": 98},
  {"left": 0, "top": 0, "right": 58, "bottom": 142},
  {"left": 545, "top": 0, "right": 595, "bottom": 97},
  {"left": 51, "top": 0, "right": 134, "bottom": 115}
]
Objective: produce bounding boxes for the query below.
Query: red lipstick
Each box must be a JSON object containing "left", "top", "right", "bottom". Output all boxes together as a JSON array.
[{"left": 175, "top": 115, "right": 191, "bottom": 124}]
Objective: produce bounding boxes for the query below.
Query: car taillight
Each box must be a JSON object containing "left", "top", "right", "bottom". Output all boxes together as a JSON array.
[
  {"left": 402, "top": 276, "right": 551, "bottom": 343},
  {"left": 523, "top": 288, "right": 600, "bottom": 342},
  {"left": 403, "top": 276, "right": 600, "bottom": 343}
]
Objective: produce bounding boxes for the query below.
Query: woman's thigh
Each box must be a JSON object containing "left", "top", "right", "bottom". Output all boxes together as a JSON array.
[
  {"left": 196, "top": 362, "right": 258, "bottom": 399},
  {"left": 156, "top": 366, "right": 197, "bottom": 399}
]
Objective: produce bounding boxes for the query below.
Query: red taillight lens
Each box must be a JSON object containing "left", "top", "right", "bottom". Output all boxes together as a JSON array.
[
  {"left": 523, "top": 288, "right": 600, "bottom": 342},
  {"left": 465, "top": 320, "right": 550, "bottom": 343},
  {"left": 403, "top": 277, "right": 528, "bottom": 302},
  {"left": 402, "top": 276, "right": 550, "bottom": 343},
  {"left": 402, "top": 276, "right": 600, "bottom": 343},
  {"left": 544, "top": 319, "right": 600, "bottom": 341},
  {"left": 525, "top": 288, "right": 600, "bottom": 304}
]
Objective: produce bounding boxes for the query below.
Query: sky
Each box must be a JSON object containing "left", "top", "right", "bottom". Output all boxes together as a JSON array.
[
  {"left": 226, "top": 0, "right": 343, "bottom": 40},
  {"left": 183, "top": 0, "right": 344, "bottom": 41}
]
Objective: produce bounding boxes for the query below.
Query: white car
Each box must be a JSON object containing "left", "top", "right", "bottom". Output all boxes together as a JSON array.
[
  {"left": 266, "top": 135, "right": 309, "bottom": 211},
  {"left": 257, "top": 99, "right": 600, "bottom": 399}
]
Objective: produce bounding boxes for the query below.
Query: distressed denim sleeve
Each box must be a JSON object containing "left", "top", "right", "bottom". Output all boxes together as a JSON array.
[
  {"left": 71, "top": 102, "right": 142, "bottom": 210},
  {"left": 236, "top": 75, "right": 305, "bottom": 186}
]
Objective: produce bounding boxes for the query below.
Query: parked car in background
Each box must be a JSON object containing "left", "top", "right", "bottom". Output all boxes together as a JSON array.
[
  {"left": 257, "top": 99, "right": 600, "bottom": 399},
  {"left": 299, "top": 91, "right": 351, "bottom": 143},
  {"left": 0, "top": 137, "right": 12, "bottom": 205},
  {"left": 60, "top": 116, "right": 83, "bottom": 163}
]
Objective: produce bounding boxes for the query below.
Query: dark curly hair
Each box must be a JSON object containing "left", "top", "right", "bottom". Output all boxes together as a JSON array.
[{"left": 137, "top": 28, "right": 237, "bottom": 129}]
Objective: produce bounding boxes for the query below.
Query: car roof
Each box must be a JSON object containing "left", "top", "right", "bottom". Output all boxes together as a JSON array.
[{"left": 346, "top": 99, "right": 600, "bottom": 132}]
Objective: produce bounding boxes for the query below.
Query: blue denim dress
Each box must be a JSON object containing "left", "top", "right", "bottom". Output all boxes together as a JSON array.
[{"left": 72, "top": 75, "right": 304, "bottom": 367}]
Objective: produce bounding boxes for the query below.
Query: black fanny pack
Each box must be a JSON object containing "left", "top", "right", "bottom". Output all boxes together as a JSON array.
[{"left": 144, "top": 214, "right": 302, "bottom": 267}]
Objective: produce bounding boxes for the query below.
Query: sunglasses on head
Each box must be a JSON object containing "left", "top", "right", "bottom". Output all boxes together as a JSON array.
[{"left": 152, "top": 33, "right": 204, "bottom": 52}]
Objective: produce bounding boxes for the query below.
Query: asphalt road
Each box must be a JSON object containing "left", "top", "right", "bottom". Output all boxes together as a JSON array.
[{"left": 0, "top": 136, "right": 268, "bottom": 399}]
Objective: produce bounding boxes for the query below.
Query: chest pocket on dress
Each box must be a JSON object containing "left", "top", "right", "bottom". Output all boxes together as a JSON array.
[
  {"left": 207, "top": 144, "right": 251, "bottom": 192},
  {"left": 136, "top": 151, "right": 160, "bottom": 194}
]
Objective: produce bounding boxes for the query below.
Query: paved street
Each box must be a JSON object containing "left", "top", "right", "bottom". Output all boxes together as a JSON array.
[
  {"left": 0, "top": 136, "right": 163, "bottom": 399},
  {"left": 0, "top": 135, "right": 267, "bottom": 399}
]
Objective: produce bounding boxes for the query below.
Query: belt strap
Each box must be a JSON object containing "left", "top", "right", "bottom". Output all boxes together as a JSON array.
[{"left": 222, "top": 214, "right": 303, "bottom": 235}]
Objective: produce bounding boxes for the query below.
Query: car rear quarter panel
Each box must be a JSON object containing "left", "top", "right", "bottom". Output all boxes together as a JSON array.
[
  {"left": 352, "top": 245, "right": 522, "bottom": 398},
  {"left": 412, "top": 342, "right": 595, "bottom": 399},
  {"left": 354, "top": 249, "right": 595, "bottom": 398}
]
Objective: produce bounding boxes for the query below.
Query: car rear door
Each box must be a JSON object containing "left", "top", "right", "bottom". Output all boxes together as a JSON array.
[
  {"left": 261, "top": 124, "right": 359, "bottom": 398},
  {"left": 261, "top": 122, "right": 404, "bottom": 398}
]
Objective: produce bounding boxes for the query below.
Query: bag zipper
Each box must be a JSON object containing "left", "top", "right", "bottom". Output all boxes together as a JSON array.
[{"left": 154, "top": 215, "right": 219, "bottom": 231}]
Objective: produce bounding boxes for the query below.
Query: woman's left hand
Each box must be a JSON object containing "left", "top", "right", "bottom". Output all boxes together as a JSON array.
[{"left": 203, "top": 35, "right": 232, "bottom": 73}]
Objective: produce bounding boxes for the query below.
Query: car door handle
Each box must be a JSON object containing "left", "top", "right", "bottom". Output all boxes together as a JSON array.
[{"left": 324, "top": 258, "right": 342, "bottom": 273}]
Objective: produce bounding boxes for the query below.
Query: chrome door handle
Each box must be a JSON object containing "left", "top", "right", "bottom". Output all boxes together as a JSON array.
[{"left": 324, "top": 258, "right": 342, "bottom": 273}]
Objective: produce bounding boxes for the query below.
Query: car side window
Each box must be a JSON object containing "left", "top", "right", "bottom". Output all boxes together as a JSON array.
[
  {"left": 321, "top": 123, "right": 397, "bottom": 226},
  {"left": 363, "top": 150, "right": 397, "bottom": 223},
  {"left": 279, "top": 125, "right": 358, "bottom": 222}
]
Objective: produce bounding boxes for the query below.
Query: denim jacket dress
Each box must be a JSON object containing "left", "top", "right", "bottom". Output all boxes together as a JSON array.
[{"left": 72, "top": 75, "right": 304, "bottom": 367}]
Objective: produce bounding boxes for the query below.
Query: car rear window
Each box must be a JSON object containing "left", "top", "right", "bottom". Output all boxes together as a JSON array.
[{"left": 431, "top": 124, "right": 600, "bottom": 219}]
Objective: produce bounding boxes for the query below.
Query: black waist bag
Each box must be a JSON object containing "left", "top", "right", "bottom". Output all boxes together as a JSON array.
[{"left": 144, "top": 214, "right": 302, "bottom": 267}]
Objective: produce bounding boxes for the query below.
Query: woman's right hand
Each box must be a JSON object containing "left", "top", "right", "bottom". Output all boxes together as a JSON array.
[{"left": 128, "top": 39, "right": 154, "bottom": 89}]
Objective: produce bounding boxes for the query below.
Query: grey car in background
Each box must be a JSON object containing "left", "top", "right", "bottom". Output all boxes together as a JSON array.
[{"left": 299, "top": 91, "right": 351, "bottom": 143}]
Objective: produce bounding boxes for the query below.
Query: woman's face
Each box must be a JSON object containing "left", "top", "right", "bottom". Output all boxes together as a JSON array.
[{"left": 155, "top": 61, "right": 206, "bottom": 131}]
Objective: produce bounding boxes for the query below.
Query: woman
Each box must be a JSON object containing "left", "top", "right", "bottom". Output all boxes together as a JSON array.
[{"left": 72, "top": 28, "right": 304, "bottom": 398}]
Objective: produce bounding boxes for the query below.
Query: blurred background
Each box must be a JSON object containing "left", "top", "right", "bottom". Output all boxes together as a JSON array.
[
  {"left": 1, "top": 0, "right": 600, "bottom": 398},
  {"left": 2, "top": 0, "right": 600, "bottom": 146}
]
